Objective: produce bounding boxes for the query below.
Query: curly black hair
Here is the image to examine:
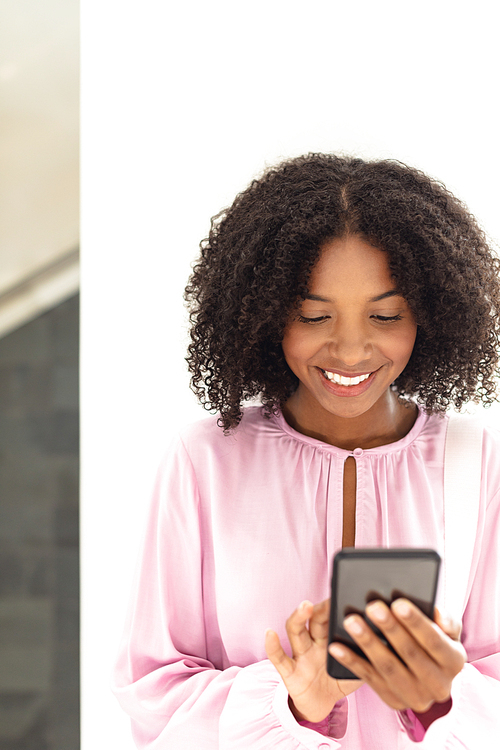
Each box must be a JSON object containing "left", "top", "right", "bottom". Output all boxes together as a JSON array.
[{"left": 184, "top": 153, "right": 500, "bottom": 432}]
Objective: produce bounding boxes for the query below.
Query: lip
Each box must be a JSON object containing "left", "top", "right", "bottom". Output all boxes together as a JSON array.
[{"left": 316, "top": 366, "right": 381, "bottom": 397}]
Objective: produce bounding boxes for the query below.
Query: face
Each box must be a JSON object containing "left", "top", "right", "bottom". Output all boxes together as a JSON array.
[{"left": 281, "top": 235, "right": 418, "bottom": 427}]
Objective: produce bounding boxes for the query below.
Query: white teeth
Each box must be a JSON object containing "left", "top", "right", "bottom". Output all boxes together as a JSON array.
[{"left": 322, "top": 371, "right": 371, "bottom": 386}]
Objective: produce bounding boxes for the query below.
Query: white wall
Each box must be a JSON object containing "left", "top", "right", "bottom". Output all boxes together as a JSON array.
[
  {"left": 0, "top": 0, "right": 79, "bottom": 336},
  {"left": 81, "top": 2, "right": 500, "bottom": 747}
]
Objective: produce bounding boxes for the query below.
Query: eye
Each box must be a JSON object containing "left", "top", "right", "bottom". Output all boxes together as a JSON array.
[
  {"left": 372, "top": 314, "right": 403, "bottom": 323},
  {"left": 298, "top": 315, "right": 329, "bottom": 324}
]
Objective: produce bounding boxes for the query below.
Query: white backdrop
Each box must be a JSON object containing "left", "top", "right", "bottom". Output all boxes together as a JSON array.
[{"left": 81, "top": 2, "right": 500, "bottom": 747}]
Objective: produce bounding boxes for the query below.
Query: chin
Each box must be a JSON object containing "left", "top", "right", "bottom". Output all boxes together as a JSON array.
[{"left": 318, "top": 388, "right": 390, "bottom": 419}]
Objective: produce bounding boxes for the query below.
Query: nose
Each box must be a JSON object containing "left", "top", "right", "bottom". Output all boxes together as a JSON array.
[{"left": 326, "top": 318, "right": 372, "bottom": 366}]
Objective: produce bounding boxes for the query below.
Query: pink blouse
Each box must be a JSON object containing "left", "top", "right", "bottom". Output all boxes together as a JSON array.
[{"left": 112, "top": 406, "right": 500, "bottom": 748}]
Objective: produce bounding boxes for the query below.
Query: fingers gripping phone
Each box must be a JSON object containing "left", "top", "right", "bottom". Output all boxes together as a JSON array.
[{"left": 327, "top": 548, "right": 441, "bottom": 680}]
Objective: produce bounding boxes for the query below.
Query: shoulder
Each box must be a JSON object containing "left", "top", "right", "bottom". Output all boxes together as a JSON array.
[
  {"left": 416, "top": 407, "right": 500, "bottom": 446},
  {"left": 156, "top": 406, "right": 283, "bottom": 502},
  {"left": 444, "top": 408, "right": 500, "bottom": 451},
  {"left": 172, "top": 405, "right": 272, "bottom": 460},
  {"left": 445, "top": 408, "right": 500, "bottom": 505},
  {"left": 478, "top": 411, "right": 500, "bottom": 503},
  {"left": 480, "top": 410, "right": 500, "bottom": 443}
]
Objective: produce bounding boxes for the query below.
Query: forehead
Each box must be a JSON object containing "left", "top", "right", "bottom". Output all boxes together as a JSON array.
[{"left": 307, "top": 235, "right": 395, "bottom": 298}]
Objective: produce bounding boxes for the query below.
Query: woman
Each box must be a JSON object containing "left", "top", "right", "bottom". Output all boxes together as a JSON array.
[{"left": 113, "top": 154, "right": 500, "bottom": 748}]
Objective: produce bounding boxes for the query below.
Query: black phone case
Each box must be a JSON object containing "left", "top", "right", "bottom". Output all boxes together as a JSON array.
[{"left": 327, "top": 547, "right": 441, "bottom": 680}]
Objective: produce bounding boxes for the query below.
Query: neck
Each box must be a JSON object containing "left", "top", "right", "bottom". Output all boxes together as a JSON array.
[{"left": 282, "top": 390, "right": 417, "bottom": 451}]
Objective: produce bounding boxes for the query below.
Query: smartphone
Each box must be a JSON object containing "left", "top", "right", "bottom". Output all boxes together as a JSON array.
[{"left": 327, "top": 547, "right": 441, "bottom": 679}]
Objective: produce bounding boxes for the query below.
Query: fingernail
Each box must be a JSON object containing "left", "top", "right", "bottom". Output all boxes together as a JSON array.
[
  {"left": 366, "top": 601, "right": 388, "bottom": 622},
  {"left": 344, "top": 616, "right": 364, "bottom": 635},
  {"left": 392, "top": 599, "right": 411, "bottom": 618},
  {"left": 330, "top": 644, "right": 346, "bottom": 659}
]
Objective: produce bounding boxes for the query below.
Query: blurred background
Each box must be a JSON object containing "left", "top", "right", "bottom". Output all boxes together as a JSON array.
[{"left": 0, "top": 1, "right": 79, "bottom": 748}]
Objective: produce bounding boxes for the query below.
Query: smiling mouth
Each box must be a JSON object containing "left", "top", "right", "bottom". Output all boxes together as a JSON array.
[{"left": 320, "top": 370, "right": 373, "bottom": 386}]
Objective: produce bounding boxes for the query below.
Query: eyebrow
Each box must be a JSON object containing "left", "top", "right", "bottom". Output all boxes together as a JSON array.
[{"left": 304, "top": 289, "right": 402, "bottom": 303}]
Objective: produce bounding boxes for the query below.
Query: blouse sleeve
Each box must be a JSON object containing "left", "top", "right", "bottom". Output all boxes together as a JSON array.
[
  {"left": 399, "top": 480, "right": 500, "bottom": 747},
  {"left": 111, "top": 436, "right": 344, "bottom": 750}
]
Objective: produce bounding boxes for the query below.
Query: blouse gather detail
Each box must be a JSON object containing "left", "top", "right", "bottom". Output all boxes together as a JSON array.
[{"left": 112, "top": 405, "right": 500, "bottom": 749}]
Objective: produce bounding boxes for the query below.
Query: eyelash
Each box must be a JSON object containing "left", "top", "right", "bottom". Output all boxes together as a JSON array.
[
  {"left": 298, "top": 314, "right": 403, "bottom": 324},
  {"left": 374, "top": 314, "right": 403, "bottom": 323},
  {"left": 298, "top": 316, "right": 328, "bottom": 324}
]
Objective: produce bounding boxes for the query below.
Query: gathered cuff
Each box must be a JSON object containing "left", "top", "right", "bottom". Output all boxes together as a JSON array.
[
  {"left": 298, "top": 697, "right": 348, "bottom": 739},
  {"left": 220, "top": 660, "right": 344, "bottom": 749},
  {"left": 396, "top": 709, "right": 427, "bottom": 742},
  {"left": 397, "top": 696, "right": 453, "bottom": 741}
]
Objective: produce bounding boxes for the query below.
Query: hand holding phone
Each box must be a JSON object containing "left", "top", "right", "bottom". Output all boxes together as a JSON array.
[
  {"left": 326, "top": 548, "right": 465, "bottom": 715},
  {"left": 327, "top": 548, "right": 441, "bottom": 679}
]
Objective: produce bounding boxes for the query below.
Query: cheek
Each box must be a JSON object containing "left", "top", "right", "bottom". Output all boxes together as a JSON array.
[
  {"left": 281, "top": 326, "right": 313, "bottom": 368},
  {"left": 393, "top": 325, "right": 418, "bottom": 365}
]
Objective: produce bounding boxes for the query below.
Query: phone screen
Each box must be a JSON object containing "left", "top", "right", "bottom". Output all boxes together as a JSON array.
[{"left": 327, "top": 548, "right": 441, "bottom": 679}]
